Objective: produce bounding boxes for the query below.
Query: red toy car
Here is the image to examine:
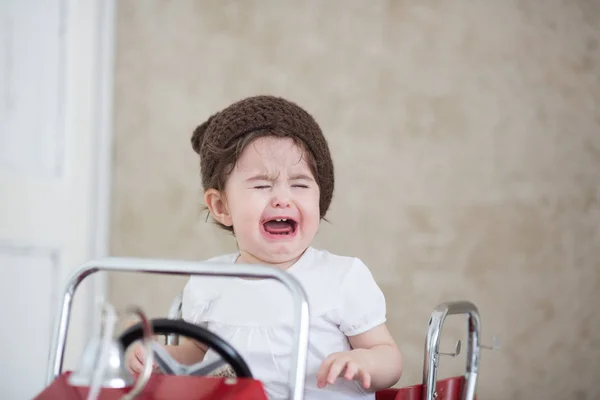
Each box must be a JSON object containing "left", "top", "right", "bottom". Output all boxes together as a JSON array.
[{"left": 34, "top": 258, "right": 495, "bottom": 400}]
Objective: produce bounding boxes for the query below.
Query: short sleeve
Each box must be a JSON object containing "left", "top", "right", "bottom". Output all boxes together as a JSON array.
[
  {"left": 339, "top": 258, "right": 387, "bottom": 336},
  {"left": 181, "top": 277, "right": 217, "bottom": 328}
]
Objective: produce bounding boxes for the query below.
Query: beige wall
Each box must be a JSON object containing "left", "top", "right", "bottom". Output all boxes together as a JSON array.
[{"left": 107, "top": 1, "right": 600, "bottom": 399}]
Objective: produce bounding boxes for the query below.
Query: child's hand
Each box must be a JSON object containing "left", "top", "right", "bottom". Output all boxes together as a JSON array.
[
  {"left": 316, "top": 350, "right": 371, "bottom": 390},
  {"left": 125, "top": 342, "right": 162, "bottom": 375}
]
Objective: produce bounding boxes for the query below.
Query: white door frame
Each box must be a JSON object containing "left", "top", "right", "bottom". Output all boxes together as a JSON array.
[
  {"left": 86, "top": 0, "right": 115, "bottom": 338},
  {"left": 58, "top": 0, "right": 115, "bottom": 349},
  {"left": 45, "top": 0, "right": 116, "bottom": 366}
]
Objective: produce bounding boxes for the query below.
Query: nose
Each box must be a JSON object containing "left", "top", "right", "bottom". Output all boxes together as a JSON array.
[{"left": 270, "top": 187, "right": 292, "bottom": 209}]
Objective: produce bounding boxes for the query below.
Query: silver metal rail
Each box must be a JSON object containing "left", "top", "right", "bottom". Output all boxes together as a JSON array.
[
  {"left": 166, "top": 293, "right": 183, "bottom": 345},
  {"left": 422, "top": 301, "right": 481, "bottom": 400},
  {"left": 45, "top": 257, "right": 310, "bottom": 400}
]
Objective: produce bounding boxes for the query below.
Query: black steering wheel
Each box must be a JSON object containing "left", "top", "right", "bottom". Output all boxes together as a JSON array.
[{"left": 119, "top": 318, "right": 253, "bottom": 379}]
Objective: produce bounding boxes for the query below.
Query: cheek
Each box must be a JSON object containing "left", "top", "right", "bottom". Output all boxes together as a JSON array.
[
  {"left": 297, "top": 189, "right": 321, "bottom": 220},
  {"left": 229, "top": 190, "right": 265, "bottom": 222}
]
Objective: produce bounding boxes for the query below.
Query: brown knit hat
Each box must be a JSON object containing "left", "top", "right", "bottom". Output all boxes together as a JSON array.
[{"left": 191, "top": 95, "right": 334, "bottom": 218}]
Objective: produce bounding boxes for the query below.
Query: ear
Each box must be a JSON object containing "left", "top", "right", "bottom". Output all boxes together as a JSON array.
[{"left": 204, "top": 188, "right": 233, "bottom": 227}]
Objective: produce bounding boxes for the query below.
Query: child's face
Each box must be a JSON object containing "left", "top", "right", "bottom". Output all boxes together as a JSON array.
[{"left": 214, "top": 136, "right": 321, "bottom": 266}]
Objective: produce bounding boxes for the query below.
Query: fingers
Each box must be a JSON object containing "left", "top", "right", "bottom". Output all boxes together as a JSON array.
[
  {"left": 343, "top": 361, "right": 358, "bottom": 380},
  {"left": 342, "top": 361, "right": 371, "bottom": 389},
  {"left": 316, "top": 353, "right": 337, "bottom": 388},
  {"left": 357, "top": 368, "right": 371, "bottom": 389},
  {"left": 126, "top": 343, "right": 161, "bottom": 375},
  {"left": 326, "top": 357, "right": 348, "bottom": 385},
  {"left": 127, "top": 351, "right": 144, "bottom": 374},
  {"left": 317, "top": 354, "right": 371, "bottom": 389}
]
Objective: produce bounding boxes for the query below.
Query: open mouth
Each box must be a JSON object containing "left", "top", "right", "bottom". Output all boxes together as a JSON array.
[{"left": 262, "top": 218, "right": 298, "bottom": 236}]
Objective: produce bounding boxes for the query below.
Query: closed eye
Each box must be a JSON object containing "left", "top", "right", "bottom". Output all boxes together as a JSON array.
[
  {"left": 292, "top": 184, "right": 309, "bottom": 188},
  {"left": 253, "top": 185, "right": 271, "bottom": 189}
]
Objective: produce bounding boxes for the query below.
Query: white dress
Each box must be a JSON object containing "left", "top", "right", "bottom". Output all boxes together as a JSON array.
[{"left": 181, "top": 246, "right": 387, "bottom": 400}]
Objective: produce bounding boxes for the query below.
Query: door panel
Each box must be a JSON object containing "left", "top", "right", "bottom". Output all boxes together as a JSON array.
[{"left": 0, "top": 0, "right": 114, "bottom": 398}]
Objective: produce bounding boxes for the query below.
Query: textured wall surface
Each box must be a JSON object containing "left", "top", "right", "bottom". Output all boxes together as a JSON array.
[{"left": 108, "top": 1, "right": 600, "bottom": 399}]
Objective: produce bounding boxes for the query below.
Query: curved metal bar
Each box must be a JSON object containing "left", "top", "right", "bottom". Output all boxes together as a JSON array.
[
  {"left": 120, "top": 306, "right": 154, "bottom": 400},
  {"left": 45, "top": 257, "right": 310, "bottom": 400},
  {"left": 166, "top": 293, "right": 183, "bottom": 345},
  {"left": 422, "top": 301, "right": 481, "bottom": 400}
]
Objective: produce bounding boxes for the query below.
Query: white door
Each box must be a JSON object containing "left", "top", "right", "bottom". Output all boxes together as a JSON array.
[{"left": 0, "top": 0, "right": 114, "bottom": 398}]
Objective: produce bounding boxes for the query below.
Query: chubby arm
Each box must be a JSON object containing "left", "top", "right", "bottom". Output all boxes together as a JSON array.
[{"left": 317, "top": 323, "right": 403, "bottom": 392}]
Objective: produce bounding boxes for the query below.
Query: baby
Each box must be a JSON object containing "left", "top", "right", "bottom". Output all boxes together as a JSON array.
[{"left": 127, "top": 95, "right": 403, "bottom": 399}]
